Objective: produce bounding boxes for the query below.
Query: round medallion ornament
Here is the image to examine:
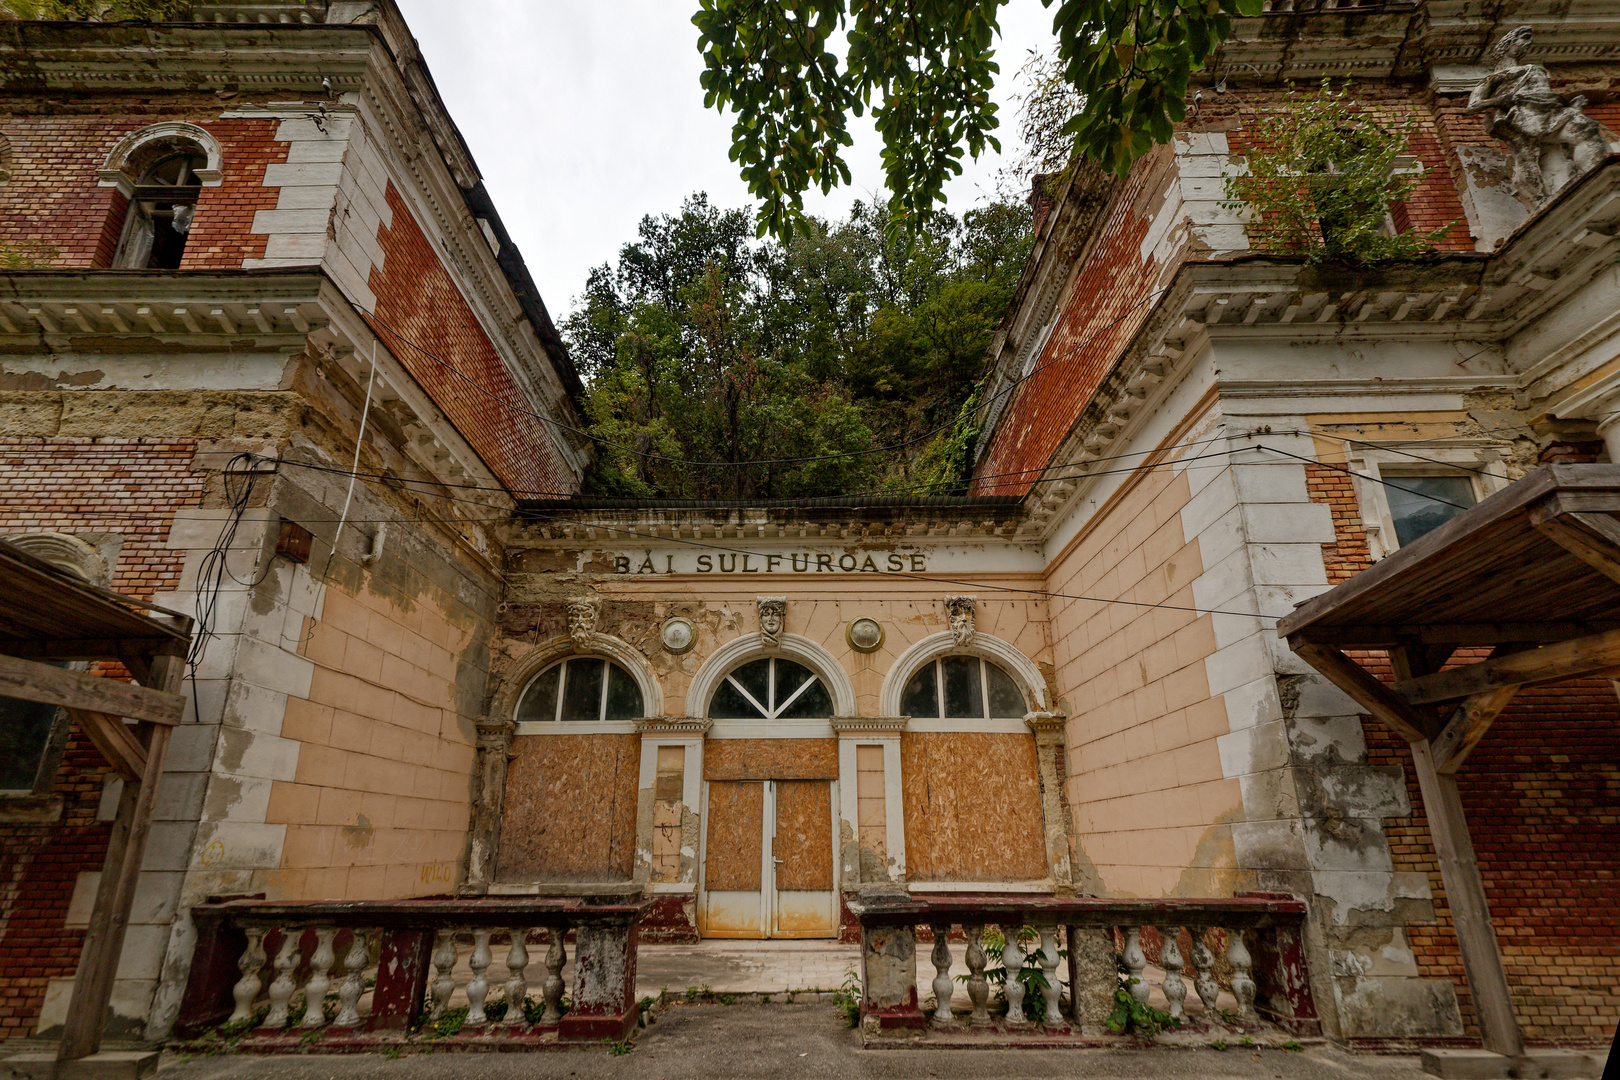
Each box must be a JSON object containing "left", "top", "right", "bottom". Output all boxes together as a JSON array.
[
  {"left": 846, "top": 617, "right": 884, "bottom": 653},
  {"left": 660, "top": 617, "right": 696, "bottom": 654}
]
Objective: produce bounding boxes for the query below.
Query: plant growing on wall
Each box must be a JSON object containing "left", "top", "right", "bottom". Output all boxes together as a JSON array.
[
  {"left": 0, "top": 0, "right": 187, "bottom": 18},
  {"left": 955, "top": 925, "right": 1066, "bottom": 1022},
  {"left": 1223, "top": 80, "right": 1453, "bottom": 265}
]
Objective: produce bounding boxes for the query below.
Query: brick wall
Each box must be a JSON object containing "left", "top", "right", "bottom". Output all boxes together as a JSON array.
[
  {"left": 0, "top": 437, "right": 205, "bottom": 1042},
  {"left": 0, "top": 106, "right": 286, "bottom": 268},
  {"left": 368, "top": 181, "right": 574, "bottom": 499},
  {"left": 1305, "top": 461, "right": 1620, "bottom": 1043}
]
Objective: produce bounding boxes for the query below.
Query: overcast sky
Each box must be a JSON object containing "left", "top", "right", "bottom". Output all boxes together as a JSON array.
[{"left": 391, "top": 0, "right": 1058, "bottom": 324}]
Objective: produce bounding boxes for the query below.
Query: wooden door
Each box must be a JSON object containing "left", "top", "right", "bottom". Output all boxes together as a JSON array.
[
  {"left": 700, "top": 780, "right": 765, "bottom": 937},
  {"left": 771, "top": 780, "right": 837, "bottom": 938}
]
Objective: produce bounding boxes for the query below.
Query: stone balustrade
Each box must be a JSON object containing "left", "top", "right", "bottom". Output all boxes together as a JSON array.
[
  {"left": 848, "top": 892, "right": 1318, "bottom": 1036},
  {"left": 175, "top": 893, "right": 649, "bottom": 1043}
]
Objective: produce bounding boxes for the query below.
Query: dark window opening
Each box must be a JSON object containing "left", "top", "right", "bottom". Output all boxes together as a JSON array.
[{"left": 114, "top": 151, "right": 205, "bottom": 270}]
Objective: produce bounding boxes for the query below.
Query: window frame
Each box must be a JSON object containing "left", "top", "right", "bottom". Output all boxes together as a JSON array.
[
  {"left": 901, "top": 655, "right": 1028, "bottom": 722},
  {"left": 1346, "top": 442, "right": 1509, "bottom": 560},
  {"left": 512, "top": 656, "right": 643, "bottom": 725},
  {"left": 708, "top": 656, "right": 833, "bottom": 721}
]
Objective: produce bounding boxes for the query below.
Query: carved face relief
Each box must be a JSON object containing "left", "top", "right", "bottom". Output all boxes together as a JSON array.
[
  {"left": 757, "top": 596, "right": 787, "bottom": 645},
  {"left": 944, "top": 595, "right": 977, "bottom": 647},
  {"left": 566, "top": 597, "right": 599, "bottom": 647}
]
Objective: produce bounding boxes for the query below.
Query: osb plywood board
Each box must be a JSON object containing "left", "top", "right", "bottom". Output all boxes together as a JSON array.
[
  {"left": 900, "top": 732, "right": 1047, "bottom": 881},
  {"left": 499, "top": 734, "right": 640, "bottom": 881},
  {"left": 703, "top": 738, "right": 837, "bottom": 780},
  {"left": 774, "top": 780, "right": 834, "bottom": 890},
  {"left": 705, "top": 781, "right": 763, "bottom": 890}
]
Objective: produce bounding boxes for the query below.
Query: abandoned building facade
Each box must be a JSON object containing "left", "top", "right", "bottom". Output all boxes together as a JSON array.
[{"left": 0, "top": 0, "right": 1615, "bottom": 1061}]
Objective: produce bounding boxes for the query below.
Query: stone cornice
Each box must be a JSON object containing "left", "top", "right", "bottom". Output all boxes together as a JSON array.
[{"left": 830, "top": 716, "right": 909, "bottom": 735}]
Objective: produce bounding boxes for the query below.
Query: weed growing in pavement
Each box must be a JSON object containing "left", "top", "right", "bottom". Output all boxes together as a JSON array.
[
  {"left": 1282, "top": 1040, "right": 1304, "bottom": 1052},
  {"left": 1105, "top": 982, "right": 1181, "bottom": 1038},
  {"left": 1212, "top": 1038, "right": 1229, "bottom": 1051},
  {"left": 603, "top": 1036, "right": 635, "bottom": 1055},
  {"left": 637, "top": 995, "right": 658, "bottom": 1027},
  {"left": 1239, "top": 1035, "right": 1256, "bottom": 1048},
  {"left": 832, "top": 967, "right": 862, "bottom": 1028}
]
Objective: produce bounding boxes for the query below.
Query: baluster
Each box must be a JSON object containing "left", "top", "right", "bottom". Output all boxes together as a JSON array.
[
  {"left": 1003, "top": 926, "right": 1027, "bottom": 1024},
  {"left": 297, "top": 928, "right": 336, "bottom": 1027},
  {"left": 541, "top": 924, "right": 568, "bottom": 1024},
  {"left": 465, "top": 928, "right": 492, "bottom": 1025},
  {"left": 928, "top": 923, "right": 954, "bottom": 1026},
  {"left": 504, "top": 928, "right": 529, "bottom": 1028},
  {"left": 264, "top": 929, "right": 301, "bottom": 1028},
  {"left": 430, "top": 929, "right": 457, "bottom": 1019},
  {"left": 1227, "top": 928, "right": 1257, "bottom": 1021},
  {"left": 230, "top": 927, "right": 267, "bottom": 1024},
  {"left": 1037, "top": 924, "right": 1062, "bottom": 1027},
  {"left": 1160, "top": 926, "right": 1186, "bottom": 1020},
  {"left": 335, "top": 929, "right": 368, "bottom": 1027},
  {"left": 1191, "top": 927, "right": 1219, "bottom": 1018},
  {"left": 1122, "top": 926, "right": 1150, "bottom": 1005},
  {"left": 964, "top": 924, "right": 990, "bottom": 1024}
]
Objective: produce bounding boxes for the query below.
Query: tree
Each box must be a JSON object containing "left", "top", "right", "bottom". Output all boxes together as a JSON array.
[
  {"left": 693, "top": 0, "right": 1264, "bottom": 242},
  {"left": 0, "top": 0, "right": 188, "bottom": 18}
]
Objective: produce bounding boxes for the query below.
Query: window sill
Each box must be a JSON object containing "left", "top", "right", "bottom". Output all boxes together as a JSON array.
[{"left": 0, "top": 793, "right": 64, "bottom": 823}]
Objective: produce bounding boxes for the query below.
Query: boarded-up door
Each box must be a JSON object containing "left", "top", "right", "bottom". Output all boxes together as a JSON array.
[{"left": 699, "top": 779, "right": 837, "bottom": 939}]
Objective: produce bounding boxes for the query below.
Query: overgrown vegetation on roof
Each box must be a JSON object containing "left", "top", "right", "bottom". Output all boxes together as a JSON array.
[
  {"left": 563, "top": 192, "right": 1032, "bottom": 500},
  {"left": 0, "top": 0, "right": 187, "bottom": 18}
]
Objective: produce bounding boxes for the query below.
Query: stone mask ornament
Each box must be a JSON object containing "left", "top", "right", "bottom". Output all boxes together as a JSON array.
[
  {"left": 945, "top": 595, "right": 977, "bottom": 647},
  {"left": 566, "top": 597, "right": 599, "bottom": 648},
  {"left": 757, "top": 596, "right": 787, "bottom": 645}
]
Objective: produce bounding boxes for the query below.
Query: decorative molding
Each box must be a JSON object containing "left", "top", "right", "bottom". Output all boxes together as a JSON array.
[
  {"left": 633, "top": 717, "right": 713, "bottom": 736},
  {"left": 879, "top": 631, "right": 1049, "bottom": 717},
  {"left": 685, "top": 632, "right": 857, "bottom": 719},
  {"left": 846, "top": 616, "right": 884, "bottom": 653},
  {"left": 566, "top": 596, "right": 599, "bottom": 648},
  {"left": 99, "top": 122, "right": 225, "bottom": 187},
  {"left": 493, "top": 633, "right": 664, "bottom": 723},
  {"left": 1024, "top": 712, "right": 1069, "bottom": 742},
  {"left": 831, "top": 716, "right": 909, "bottom": 735},
  {"left": 2, "top": 532, "right": 108, "bottom": 586}
]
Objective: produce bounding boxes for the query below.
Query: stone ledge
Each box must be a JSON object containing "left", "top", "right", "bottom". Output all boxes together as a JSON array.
[
  {"left": 3, "top": 1051, "right": 159, "bottom": 1080},
  {"left": 1420, "top": 1048, "right": 1608, "bottom": 1079}
]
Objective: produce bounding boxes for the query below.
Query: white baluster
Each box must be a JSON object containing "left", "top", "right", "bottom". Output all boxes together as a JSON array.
[
  {"left": 430, "top": 929, "right": 457, "bottom": 1019},
  {"left": 1191, "top": 927, "right": 1219, "bottom": 1018},
  {"left": 504, "top": 928, "right": 529, "bottom": 1027},
  {"left": 230, "top": 927, "right": 266, "bottom": 1025},
  {"left": 1038, "top": 924, "right": 1062, "bottom": 1027},
  {"left": 1122, "top": 926, "right": 1150, "bottom": 1005},
  {"left": 1003, "top": 927, "right": 1026, "bottom": 1024},
  {"left": 929, "top": 923, "right": 954, "bottom": 1026},
  {"left": 1160, "top": 926, "right": 1186, "bottom": 1020},
  {"left": 1227, "top": 928, "right": 1257, "bottom": 1021},
  {"left": 264, "top": 929, "right": 301, "bottom": 1028},
  {"left": 542, "top": 925, "right": 567, "bottom": 1024},
  {"left": 964, "top": 924, "right": 990, "bottom": 1024},
  {"left": 465, "top": 928, "right": 492, "bottom": 1025},
  {"left": 297, "top": 928, "right": 335, "bottom": 1027},
  {"left": 335, "top": 929, "right": 367, "bottom": 1027}
]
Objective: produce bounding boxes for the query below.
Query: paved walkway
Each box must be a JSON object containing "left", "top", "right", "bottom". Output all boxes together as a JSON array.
[{"left": 157, "top": 1002, "right": 1455, "bottom": 1080}]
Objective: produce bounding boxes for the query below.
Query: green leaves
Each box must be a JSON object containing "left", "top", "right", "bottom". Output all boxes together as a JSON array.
[{"left": 695, "top": 0, "right": 1246, "bottom": 242}]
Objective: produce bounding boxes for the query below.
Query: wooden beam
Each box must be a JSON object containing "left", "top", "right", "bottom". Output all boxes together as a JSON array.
[
  {"left": 0, "top": 653, "right": 183, "bottom": 724},
  {"left": 1409, "top": 740, "right": 1524, "bottom": 1057},
  {"left": 66, "top": 708, "right": 145, "bottom": 780},
  {"left": 1290, "top": 641, "right": 1440, "bottom": 742},
  {"left": 1431, "top": 686, "right": 1519, "bottom": 775},
  {"left": 1395, "top": 625, "right": 1620, "bottom": 705},
  {"left": 0, "top": 638, "right": 186, "bottom": 663},
  {"left": 57, "top": 654, "right": 183, "bottom": 1063},
  {"left": 1533, "top": 511, "right": 1620, "bottom": 587}
]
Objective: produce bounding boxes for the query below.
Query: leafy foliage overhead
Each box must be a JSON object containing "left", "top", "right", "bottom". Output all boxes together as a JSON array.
[
  {"left": 563, "top": 192, "right": 1032, "bottom": 500},
  {"left": 693, "top": 0, "right": 1264, "bottom": 241},
  {"left": 0, "top": 0, "right": 188, "bottom": 18}
]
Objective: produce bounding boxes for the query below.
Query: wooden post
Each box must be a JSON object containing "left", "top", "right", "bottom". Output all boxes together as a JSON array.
[
  {"left": 1408, "top": 739, "right": 1524, "bottom": 1058},
  {"left": 56, "top": 654, "right": 183, "bottom": 1064}
]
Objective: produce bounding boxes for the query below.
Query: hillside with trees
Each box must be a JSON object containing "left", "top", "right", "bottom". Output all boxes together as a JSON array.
[{"left": 563, "top": 193, "right": 1031, "bottom": 500}]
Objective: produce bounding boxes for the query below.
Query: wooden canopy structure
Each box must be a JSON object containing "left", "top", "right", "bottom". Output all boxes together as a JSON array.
[
  {"left": 0, "top": 540, "right": 191, "bottom": 1067},
  {"left": 1278, "top": 463, "right": 1620, "bottom": 1060}
]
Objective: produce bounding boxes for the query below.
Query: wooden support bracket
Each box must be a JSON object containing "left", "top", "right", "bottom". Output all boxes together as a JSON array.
[
  {"left": 66, "top": 708, "right": 147, "bottom": 780},
  {"left": 1532, "top": 510, "right": 1620, "bottom": 586},
  {"left": 1430, "top": 686, "right": 1519, "bottom": 775},
  {"left": 1289, "top": 640, "right": 1439, "bottom": 742},
  {"left": 1394, "top": 625, "right": 1620, "bottom": 705}
]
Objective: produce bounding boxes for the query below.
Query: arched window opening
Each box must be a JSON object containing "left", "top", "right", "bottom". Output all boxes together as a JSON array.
[
  {"left": 514, "top": 657, "right": 643, "bottom": 723},
  {"left": 708, "top": 657, "right": 833, "bottom": 720},
  {"left": 901, "top": 655, "right": 1026, "bottom": 720},
  {"left": 113, "top": 150, "right": 206, "bottom": 269}
]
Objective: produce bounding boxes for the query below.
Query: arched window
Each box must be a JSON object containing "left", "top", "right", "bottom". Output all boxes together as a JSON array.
[
  {"left": 113, "top": 150, "right": 206, "bottom": 269},
  {"left": 708, "top": 657, "right": 833, "bottom": 720},
  {"left": 514, "top": 657, "right": 643, "bottom": 723},
  {"left": 901, "top": 656, "right": 1026, "bottom": 720}
]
